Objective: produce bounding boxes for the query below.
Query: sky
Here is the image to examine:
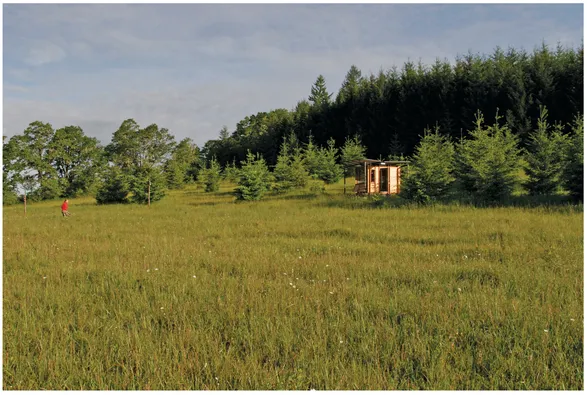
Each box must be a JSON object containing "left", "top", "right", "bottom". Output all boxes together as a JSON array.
[{"left": 3, "top": 3, "right": 584, "bottom": 147}]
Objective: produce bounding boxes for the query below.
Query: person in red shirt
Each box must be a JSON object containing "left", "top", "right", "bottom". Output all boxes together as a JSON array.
[{"left": 61, "top": 199, "right": 70, "bottom": 217}]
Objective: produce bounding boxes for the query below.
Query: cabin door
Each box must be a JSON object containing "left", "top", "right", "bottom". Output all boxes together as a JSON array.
[
  {"left": 379, "top": 168, "right": 389, "bottom": 193},
  {"left": 390, "top": 167, "right": 398, "bottom": 193}
]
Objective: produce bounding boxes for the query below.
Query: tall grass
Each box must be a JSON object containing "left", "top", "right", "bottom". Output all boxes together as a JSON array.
[{"left": 3, "top": 181, "right": 583, "bottom": 389}]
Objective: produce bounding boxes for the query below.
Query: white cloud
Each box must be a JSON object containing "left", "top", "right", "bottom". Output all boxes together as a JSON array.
[{"left": 23, "top": 41, "right": 66, "bottom": 66}]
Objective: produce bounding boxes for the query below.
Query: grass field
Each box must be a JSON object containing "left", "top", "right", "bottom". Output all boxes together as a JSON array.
[{"left": 3, "top": 180, "right": 584, "bottom": 389}]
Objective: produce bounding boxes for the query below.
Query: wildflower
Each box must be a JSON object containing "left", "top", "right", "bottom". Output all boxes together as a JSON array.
[
  {"left": 571, "top": 318, "right": 575, "bottom": 321},
  {"left": 326, "top": 265, "right": 329, "bottom": 267},
  {"left": 544, "top": 329, "right": 548, "bottom": 333},
  {"left": 43, "top": 276, "right": 47, "bottom": 280},
  {"left": 458, "top": 288, "right": 462, "bottom": 292},
  {"left": 463, "top": 255, "right": 468, "bottom": 259},
  {"left": 296, "top": 277, "right": 299, "bottom": 280},
  {"left": 293, "top": 285, "right": 296, "bottom": 289},
  {"left": 160, "top": 307, "right": 164, "bottom": 310},
  {"left": 155, "top": 268, "right": 159, "bottom": 271},
  {"left": 299, "top": 256, "right": 302, "bottom": 259},
  {"left": 329, "top": 291, "right": 334, "bottom": 295},
  {"left": 289, "top": 282, "right": 293, "bottom": 286},
  {"left": 193, "top": 275, "right": 196, "bottom": 278},
  {"left": 346, "top": 278, "right": 350, "bottom": 280},
  {"left": 147, "top": 269, "right": 150, "bottom": 272},
  {"left": 339, "top": 340, "right": 343, "bottom": 344}
]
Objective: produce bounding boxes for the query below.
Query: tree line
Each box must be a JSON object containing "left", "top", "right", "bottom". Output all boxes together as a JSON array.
[
  {"left": 2, "top": 42, "right": 583, "bottom": 205},
  {"left": 202, "top": 43, "right": 583, "bottom": 166}
]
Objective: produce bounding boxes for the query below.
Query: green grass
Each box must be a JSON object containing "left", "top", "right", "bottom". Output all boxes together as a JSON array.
[{"left": 3, "top": 180, "right": 583, "bottom": 389}]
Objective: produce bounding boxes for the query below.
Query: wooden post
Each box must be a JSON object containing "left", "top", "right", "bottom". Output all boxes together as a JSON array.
[
  {"left": 343, "top": 168, "right": 346, "bottom": 195},
  {"left": 23, "top": 192, "right": 27, "bottom": 216},
  {"left": 147, "top": 180, "right": 151, "bottom": 208}
]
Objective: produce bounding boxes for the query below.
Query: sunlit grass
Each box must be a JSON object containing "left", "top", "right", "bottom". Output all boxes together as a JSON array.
[{"left": 3, "top": 180, "right": 583, "bottom": 389}]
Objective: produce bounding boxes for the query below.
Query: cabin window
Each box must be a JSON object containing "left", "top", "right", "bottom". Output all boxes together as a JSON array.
[
  {"left": 355, "top": 167, "right": 365, "bottom": 183},
  {"left": 370, "top": 169, "right": 375, "bottom": 183}
]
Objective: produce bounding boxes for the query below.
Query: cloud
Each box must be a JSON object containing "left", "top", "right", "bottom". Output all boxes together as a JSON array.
[
  {"left": 23, "top": 41, "right": 66, "bottom": 66},
  {"left": 3, "top": 4, "right": 583, "bottom": 147}
]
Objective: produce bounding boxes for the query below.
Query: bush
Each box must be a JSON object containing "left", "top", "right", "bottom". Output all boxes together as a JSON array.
[
  {"left": 401, "top": 127, "right": 455, "bottom": 204},
  {"left": 235, "top": 151, "right": 272, "bottom": 201},
  {"left": 315, "top": 138, "right": 343, "bottom": 184},
  {"left": 223, "top": 159, "right": 240, "bottom": 183},
  {"left": 96, "top": 168, "right": 131, "bottom": 204},
  {"left": 455, "top": 111, "right": 521, "bottom": 204},
  {"left": 308, "top": 179, "right": 326, "bottom": 195}
]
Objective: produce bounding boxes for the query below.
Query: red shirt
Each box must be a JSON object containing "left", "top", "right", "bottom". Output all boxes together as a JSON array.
[{"left": 61, "top": 201, "right": 68, "bottom": 211}]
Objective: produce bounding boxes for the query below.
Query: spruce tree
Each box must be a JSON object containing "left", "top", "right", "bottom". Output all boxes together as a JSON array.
[
  {"left": 199, "top": 157, "right": 222, "bottom": 192},
  {"left": 523, "top": 106, "right": 568, "bottom": 195},
  {"left": 562, "top": 114, "right": 584, "bottom": 202},
  {"left": 235, "top": 151, "right": 272, "bottom": 201},
  {"left": 455, "top": 110, "right": 521, "bottom": 203},
  {"left": 401, "top": 127, "right": 455, "bottom": 204}
]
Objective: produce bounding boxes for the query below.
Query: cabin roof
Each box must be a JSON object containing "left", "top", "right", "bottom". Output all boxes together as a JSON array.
[{"left": 350, "top": 159, "right": 410, "bottom": 166}]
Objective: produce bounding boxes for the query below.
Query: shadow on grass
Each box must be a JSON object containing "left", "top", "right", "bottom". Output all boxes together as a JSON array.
[{"left": 315, "top": 192, "right": 582, "bottom": 212}]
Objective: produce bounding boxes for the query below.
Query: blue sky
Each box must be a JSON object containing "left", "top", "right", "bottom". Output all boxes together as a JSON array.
[{"left": 3, "top": 3, "right": 583, "bottom": 147}]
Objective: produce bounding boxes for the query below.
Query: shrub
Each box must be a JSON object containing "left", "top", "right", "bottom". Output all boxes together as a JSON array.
[{"left": 129, "top": 167, "right": 167, "bottom": 204}]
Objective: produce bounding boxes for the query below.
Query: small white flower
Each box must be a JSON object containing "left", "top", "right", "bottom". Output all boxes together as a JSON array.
[
  {"left": 329, "top": 291, "right": 334, "bottom": 294},
  {"left": 147, "top": 269, "right": 150, "bottom": 272},
  {"left": 283, "top": 273, "right": 287, "bottom": 275},
  {"left": 154, "top": 268, "right": 158, "bottom": 271},
  {"left": 339, "top": 340, "right": 343, "bottom": 344},
  {"left": 193, "top": 275, "right": 196, "bottom": 278},
  {"left": 289, "top": 282, "right": 293, "bottom": 286},
  {"left": 298, "top": 256, "right": 302, "bottom": 259},
  {"left": 215, "top": 377, "right": 219, "bottom": 381},
  {"left": 160, "top": 307, "right": 164, "bottom": 310},
  {"left": 458, "top": 288, "right": 462, "bottom": 292},
  {"left": 463, "top": 255, "right": 468, "bottom": 259},
  {"left": 544, "top": 329, "right": 548, "bottom": 333},
  {"left": 42, "top": 276, "right": 47, "bottom": 280},
  {"left": 293, "top": 285, "right": 296, "bottom": 289},
  {"left": 326, "top": 265, "right": 329, "bottom": 267},
  {"left": 570, "top": 318, "right": 575, "bottom": 321},
  {"left": 296, "top": 277, "right": 299, "bottom": 280},
  {"left": 346, "top": 278, "right": 350, "bottom": 280}
]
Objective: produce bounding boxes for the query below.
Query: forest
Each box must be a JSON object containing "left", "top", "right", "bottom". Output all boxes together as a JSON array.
[{"left": 2, "top": 43, "right": 584, "bottom": 205}]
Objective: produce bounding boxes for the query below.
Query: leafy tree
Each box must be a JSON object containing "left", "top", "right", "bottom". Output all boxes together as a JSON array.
[
  {"left": 199, "top": 157, "right": 222, "bottom": 192},
  {"left": 455, "top": 111, "right": 521, "bottom": 203},
  {"left": 106, "top": 119, "right": 175, "bottom": 170},
  {"left": 235, "top": 150, "right": 272, "bottom": 201},
  {"left": 48, "top": 125, "right": 105, "bottom": 197},
  {"left": 523, "top": 106, "right": 569, "bottom": 195},
  {"left": 562, "top": 114, "right": 584, "bottom": 202},
  {"left": 96, "top": 168, "right": 131, "bottom": 204},
  {"left": 401, "top": 127, "right": 455, "bottom": 203},
  {"left": 5, "top": 121, "right": 61, "bottom": 200}
]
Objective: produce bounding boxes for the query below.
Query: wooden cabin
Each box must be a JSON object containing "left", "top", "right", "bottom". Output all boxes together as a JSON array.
[{"left": 352, "top": 159, "right": 409, "bottom": 195}]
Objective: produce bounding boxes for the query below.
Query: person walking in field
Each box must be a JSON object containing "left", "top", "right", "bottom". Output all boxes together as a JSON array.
[{"left": 61, "top": 199, "right": 71, "bottom": 217}]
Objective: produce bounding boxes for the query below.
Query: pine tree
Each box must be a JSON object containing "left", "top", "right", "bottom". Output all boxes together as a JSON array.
[
  {"left": 199, "top": 157, "right": 222, "bottom": 192},
  {"left": 401, "top": 127, "right": 455, "bottom": 204},
  {"left": 562, "top": 113, "right": 583, "bottom": 202},
  {"left": 308, "top": 75, "right": 332, "bottom": 109},
  {"left": 455, "top": 110, "right": 521, "bottom": 203},
  {"left": 523, "top": 106, "right": 568, "bottom": 195},
  {"left": 303, "top": 134, "right": 321, "bottom": 178},
  {"left": 315, "top": 138, "right": 344, "bottom": 184},
  {"left": 235, "top": 151, "right": 273, "bottom": 201}
]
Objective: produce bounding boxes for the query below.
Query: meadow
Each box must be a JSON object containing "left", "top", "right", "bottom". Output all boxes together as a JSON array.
[{"left": 3, "top": 181, "right": 583, "bottom": 390}]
